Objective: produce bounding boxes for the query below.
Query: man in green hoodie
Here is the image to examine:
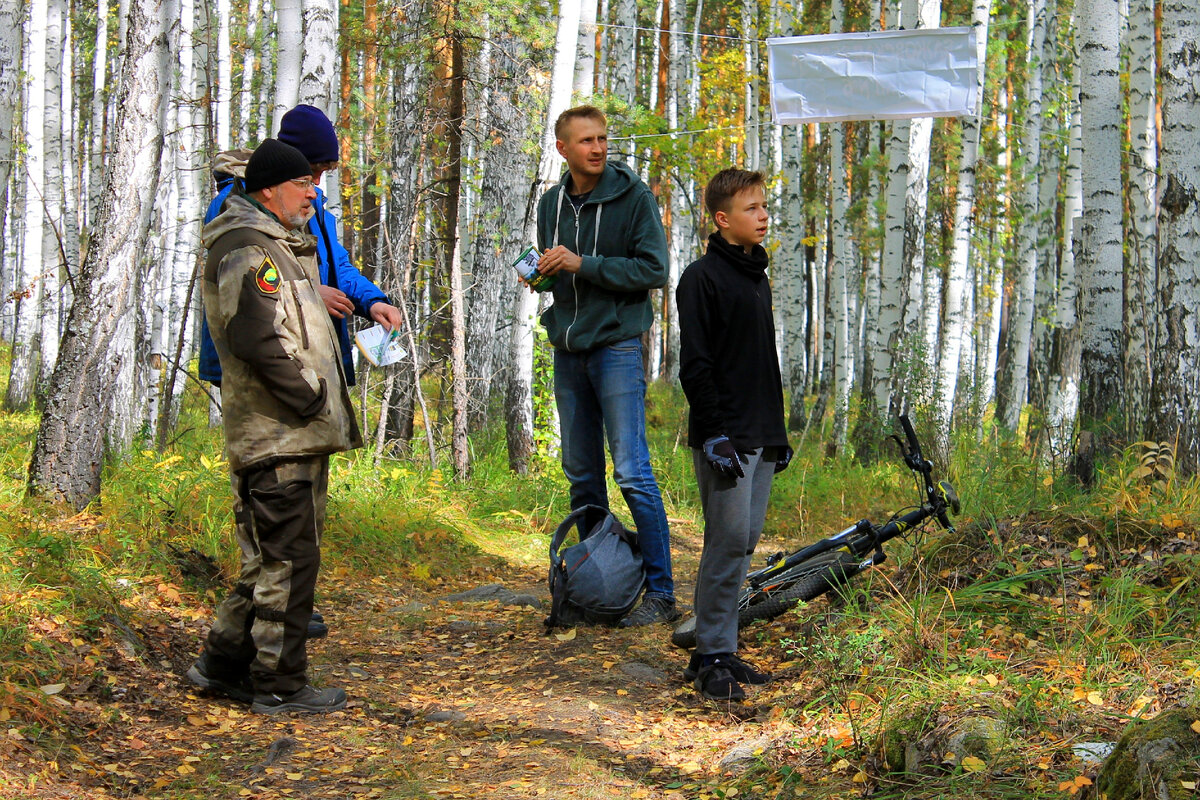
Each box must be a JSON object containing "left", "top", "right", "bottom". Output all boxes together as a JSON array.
[{"left": 532, "top": 105, "right": 679, "bottom": 626}]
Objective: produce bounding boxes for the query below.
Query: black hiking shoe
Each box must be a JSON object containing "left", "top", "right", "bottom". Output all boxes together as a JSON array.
[
  {"left": 186, "top": 654, "right": 254, "bottom": 704},
  {"left": 694, "top": 659, "right": 746, "bottom": 702},
  {"left": 684, "top": 652, "right": 771, "bottom": 685},
  {"left": 251, "top": 684, "right": 347, "bottom": 715},
  {"left": 308, "top": 612, "right": 329, "bottom": 639},
  {"left": 619, "top": 596, "right": 682, "bottom": 628}
]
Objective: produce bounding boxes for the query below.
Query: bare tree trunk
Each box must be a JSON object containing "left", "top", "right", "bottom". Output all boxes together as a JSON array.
[
  {"left": 1149, "top": 0, "right": 1200, "bottom": 476},
  {"left": 299, "top": 0, "right": 338, "bottom": 115},
  {"left": 5, "top": 0, "right": 48, "bottom": 411},
  {"left": 1076, "top": 0, "right": 1124, "bottom": 430},
  {"left": 29, "top": 0, "right": 174, "bottom": 507},
  {"left": 273, "top": 0, "right": 303, "bottom": 130}
]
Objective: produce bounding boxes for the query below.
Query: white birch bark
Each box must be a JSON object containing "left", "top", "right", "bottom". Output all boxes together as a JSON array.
[
  {"left": 574, "top": 0, "right": 599, "bottom": 97},
  {"left": 742, "top": 0, "right": 759, "bottom": 170},
  {"left": 5, "top": 0, "right": 48, "bottom": 410},
  {"left": 299, "top": 0, "right": 337, "bottom": 116},
  {"left": 996, "top": 0, "right": 1047, "bottom": 432},
  {"left": 610, "top": 0, "right": 636, "bottom": 160},
  {"left": 87, "top": 0, "right": 109, "bottom": 222},
  {"left": 828, "top": 0, "right": 851, "bottom": 449},
  {"left": 37, "top": 0, "right": 66, "bottom": 390},
  {"left": 29, "top": 0, "right": 175, "bottom": 507},
  {"left": 215, "top": 0, "right": 231, "bottom": 148},
  {"left": 778, "top": 125, "right": 807, "bottom": 429},
  {"left": 1150, "top": 0, "right": 1199, "bottom": 475},
  {"left": 0, "top": 0, "right": 20, "bottom": 200},
  {"left": 506, "top": 0, "right": 580, "bottom": 471},
  {"left": 239, "top": 0, "right": 259, "bottom": 141},
  {"left": 274, "top": 0, "right": 303, "bottom": 131},
  {"left": 934, "top": 0, "right": 990, "bottom": 440},
  {"left": 661, "top": 0, "right": 689, "bottom": 382},
  {"left": 1076, "top": 0, "right": 1124, "bottom": 424},
  {"left": 1124, "top": 0, "right": 1156, "bottom": 435}
]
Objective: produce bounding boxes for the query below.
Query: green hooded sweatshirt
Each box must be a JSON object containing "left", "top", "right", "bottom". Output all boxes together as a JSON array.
[{"left": 536, "top": 160, "right": 669, "bottom": 352}]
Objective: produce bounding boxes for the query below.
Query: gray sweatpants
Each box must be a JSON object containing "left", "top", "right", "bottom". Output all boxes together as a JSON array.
[{"left": 691, "top": 448, "right": 776, "bottom": 655}]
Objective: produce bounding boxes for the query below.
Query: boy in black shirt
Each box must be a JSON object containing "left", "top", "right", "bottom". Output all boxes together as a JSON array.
[{"left": 677, "top": 169, "right": 792, "bottom": 701}]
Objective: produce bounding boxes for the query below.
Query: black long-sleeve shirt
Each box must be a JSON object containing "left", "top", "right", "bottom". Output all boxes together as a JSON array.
[{"left": 677, "top": 233, "right": 788, "bottom": 450}]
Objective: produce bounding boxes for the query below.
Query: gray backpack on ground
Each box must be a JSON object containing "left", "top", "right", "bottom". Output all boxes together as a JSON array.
[{"left": 545, "top": 505, "right": 645, "bottom": 629}]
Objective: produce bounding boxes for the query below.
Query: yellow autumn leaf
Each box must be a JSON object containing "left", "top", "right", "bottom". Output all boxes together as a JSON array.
[
  {"left": 852, "top": 770, "right": 868, "bottom": 783},
  {"left": 554, "top": 628, "right": 577, "bottom": 641},
  {"left": 1087, "top": 691, "right": 1104, "bottom": 706},
  {"left": 961, "top": 756, "right": 986, "bottom": 772},
  {"left": 833, "top": 758, "right": 851, "bottom": 771},
  {"left": 39, "top": 683, "right": 65, "bottom": 695},
  {"left": 1078, "top": 536, "right": 1089, "bottom": 548},
  {"left": 1182, "top": 781, "right": 1197, "bottom": 791},
  {"left": 678, "top": 761, "right": 701, "bottom": 774},
  {"left": 984, "top": 674, "right": 999, "bottom": 687},
  {"left": 286, "top": 772, "right": 303, "bottom": 780},
  {"left": 1190, "top": 720, "right": 1200, "bottom": 734}
]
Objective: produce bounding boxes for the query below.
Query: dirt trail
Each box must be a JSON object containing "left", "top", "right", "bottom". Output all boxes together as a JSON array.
[{"left": 1, "top": 527, "right": 832, "bottom": 800}]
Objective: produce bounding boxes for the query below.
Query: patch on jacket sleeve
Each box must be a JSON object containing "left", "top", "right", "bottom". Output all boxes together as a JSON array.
[{"left": 254, "top": 256, "right": 281, "bottom": 294}]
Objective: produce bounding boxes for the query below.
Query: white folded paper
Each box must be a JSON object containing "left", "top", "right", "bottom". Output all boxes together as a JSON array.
[{"left": 768, "top": 27, "right": 979, "bottom": 124}]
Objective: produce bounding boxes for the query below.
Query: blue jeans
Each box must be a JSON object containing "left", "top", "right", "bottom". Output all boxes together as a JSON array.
[{"left": 555, "top": 337, "right": 675, "bottom": 600}]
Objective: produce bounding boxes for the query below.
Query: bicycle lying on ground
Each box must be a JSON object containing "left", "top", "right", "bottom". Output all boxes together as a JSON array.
[{"left": 671, "top": 414, "right": 961, "bottom": 650}]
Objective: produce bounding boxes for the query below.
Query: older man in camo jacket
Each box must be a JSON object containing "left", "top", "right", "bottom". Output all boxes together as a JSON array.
[{"left": 187, "top": 138, "right": 362, "bottom": 715}]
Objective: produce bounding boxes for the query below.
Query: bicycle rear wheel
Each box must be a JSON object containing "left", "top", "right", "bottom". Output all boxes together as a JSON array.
[{"left": 670, "top": 550, "right": 863, "bottom": 649}]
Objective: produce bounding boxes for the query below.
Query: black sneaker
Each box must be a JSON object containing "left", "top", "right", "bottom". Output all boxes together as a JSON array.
[
  {"left": 684, "top": 652, "right": 771, "bottom": 685},
  {"left": 308, "top": 615, "right": 329, "bottom": 639},
  {"left": 618, "top": 596, "right": 682, "bottom": 628},
  {"left": 694, "top": 660, "right": 746, "bottom": 702},
  {"left": 251, "top": 684, "right": 348, "bottom": 715},
  {"left": 187, "top": 654, "right": 254, "bottom": 704}
]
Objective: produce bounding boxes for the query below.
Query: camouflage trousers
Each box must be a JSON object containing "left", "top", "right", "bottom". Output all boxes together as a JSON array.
[{"left": 202, "top": 455, "right": 328, "bottom": 694}]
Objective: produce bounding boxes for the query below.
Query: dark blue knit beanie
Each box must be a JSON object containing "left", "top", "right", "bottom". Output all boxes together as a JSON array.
[{"left": 278, "top": 104, "right": 340, "bottom": 164}]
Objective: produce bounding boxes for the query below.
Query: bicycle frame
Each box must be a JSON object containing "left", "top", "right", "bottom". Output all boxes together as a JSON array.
[{"left": 744, "top": 414, "right": 959, "bottom": 595}]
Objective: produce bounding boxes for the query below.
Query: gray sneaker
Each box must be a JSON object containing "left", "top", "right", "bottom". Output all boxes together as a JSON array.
[
  {"left": 618, "top": 596, "right": 682, "bottom": 627},
  {"left": 251, "top": 684, "right": 347, "bottom": 715}
]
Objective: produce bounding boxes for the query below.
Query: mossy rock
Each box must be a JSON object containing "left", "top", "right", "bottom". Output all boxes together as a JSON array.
[
  {"left": 879, "top": 702, "right": 1010, "bottom": 774},
  {"left": 1095, "top": 708, "right": 1200, "bottom": 800}
]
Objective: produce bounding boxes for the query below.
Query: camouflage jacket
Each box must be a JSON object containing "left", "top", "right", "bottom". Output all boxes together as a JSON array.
[{"left": 202, "top": 194, "right": 363, "bottom": 472}]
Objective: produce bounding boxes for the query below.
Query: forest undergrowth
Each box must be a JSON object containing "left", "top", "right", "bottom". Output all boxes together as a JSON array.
[{"left": 0, "top": 373, "right": 1198, "bottom": 799}]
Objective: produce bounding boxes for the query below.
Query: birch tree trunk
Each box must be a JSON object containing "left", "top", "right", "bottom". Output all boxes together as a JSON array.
[
  {"left": 507, "top": 0, "right": 579, "bottom": 473},
  {"left": 1075, "top": 0, "right": 1124, "bottom": 430},
  {"left": 5, "top": 0, "right": 48, "bottom": 411},
  {"left": 36, "top": 0, "right": 66, "bottom": 393},
  {"left": 610, "top": 0, "right": 636, "bottom": 160},
  {"left": 299, "top": 0, "right": 338, "bottom": 115},
  {"left": 87, "top": 0, "right": 108, "bottom": 223},
  {"left": 29, "top": 0, "right": 174, "bottom": 507},
  {"left": 778, "top": 125, "right": 807, "bottom": 430},
  {"left": 996, "top": 0, "right": 1047, "bottom": 433},
  {"left": 274, "top": 0, "right": 303, "bottom": 131},
  {"left": 742, "top": 0, "right": 759, "bottom": 170},
  {"left": 1124, "top": 0, "right": 1157, "bottom": 437},
  {"left": 215, "top": 0, "right": 231, "bottom": 148},
  {"left": 574, "top": 0, "right": 599, "bottom": 96},
  {"left": 828, "top": 0, "right": 851, "bottom": 450},
  {"left": 1149, "top": 0, "right": 1200, "bottom": 476},
  {"left": 0, "top": 0, "right": 20, "bottom": 201},
  {"left": 934, "top": 0, "right": 990, "bottom": 444}
]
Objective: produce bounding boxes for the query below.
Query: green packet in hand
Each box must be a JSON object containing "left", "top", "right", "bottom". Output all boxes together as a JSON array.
[{"left": 513, "top": 246, "right": 556, "bottom": 292}]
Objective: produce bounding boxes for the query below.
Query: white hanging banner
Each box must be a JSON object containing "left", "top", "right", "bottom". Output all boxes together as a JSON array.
[{"left": 767, "top": 28, "right": 979, "bottom": 124}]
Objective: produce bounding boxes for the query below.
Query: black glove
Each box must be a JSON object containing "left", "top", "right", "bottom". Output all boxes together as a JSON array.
[
  {"left": 774, "top": 445, "right": 794, "bottom": 474},
  {"left": 703, "top": 435, "right": 749, "bottom": 480}
]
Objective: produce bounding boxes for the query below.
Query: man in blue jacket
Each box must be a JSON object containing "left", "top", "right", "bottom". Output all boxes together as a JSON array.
[
  {"left": 199, "top": 105, "right": 403, "bottom": 389},
  {"left": 531, "top": 105, "right": 679, "bottom": 627}
]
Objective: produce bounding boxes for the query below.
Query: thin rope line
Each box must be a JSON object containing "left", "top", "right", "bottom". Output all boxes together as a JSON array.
[{"left": 595, "top": 21, "right": 769, "bottom": 44}]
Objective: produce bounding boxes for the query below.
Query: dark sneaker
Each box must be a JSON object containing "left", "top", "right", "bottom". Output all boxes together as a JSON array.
[
  {"left": 694, "top": 660, "right": 746, "bottom": 702},
  {"left": 308, "top": 616, "right": 329, "bottom": 639},
  {"left": 684, "top": 652, "right": 771, "bottom": 685},
  {"left": 251, "top": 684, "right": 347, "bottom": 715},
  {"left": 618, "top": 596, "right": 682, "bottom": 628},
  {"left": 187, "top": 654, "right": 254, "bottom": 704}
]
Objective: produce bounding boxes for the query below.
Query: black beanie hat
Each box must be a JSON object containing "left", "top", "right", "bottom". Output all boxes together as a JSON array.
[
  {"left": 243, "top": 138, "right": 313, "bottom": 194},
  {"left": 278, "top": 104, "right": 340, "bottom": 164}
]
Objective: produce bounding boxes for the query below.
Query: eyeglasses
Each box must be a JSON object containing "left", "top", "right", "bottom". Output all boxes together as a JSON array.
[{"left": 289, "top": 177, "right": 315, "bottom": 190}]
